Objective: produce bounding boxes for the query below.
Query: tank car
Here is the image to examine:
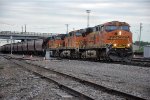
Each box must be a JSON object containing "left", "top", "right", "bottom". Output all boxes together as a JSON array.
[
  {"left": 0, "top": 45, "right": 5, "bottom": 53},
  {"left": 22, "top": 42, "right": 28, "bottom": 54},
  {"left": 27, "top": 40, "right": 35, "bottom": 55},
  {"left": 13, "top": 43, "right": 18, "bottom": 54},
  {"left": 35, "top": 39, "right": 44, "bottom": 55},
  {"left": 5, "top": 44, "right": 11, "bottom": 53},
  {"left": 0, "top": 39, "right": 44, "bottom": 56},
  {"left": 17, "top": 42, "right": 23, "bottom": 54}
]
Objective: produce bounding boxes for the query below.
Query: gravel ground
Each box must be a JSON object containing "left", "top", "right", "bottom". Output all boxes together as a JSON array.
[
  {"left": 23, "top": 56, "right": 150, "bottom": 100},
  {"left": 14, "top": 58, "right": 125, "bottom": 100},
  {"left": 0, "top": 56, "right": 77, "bottom": 100}
]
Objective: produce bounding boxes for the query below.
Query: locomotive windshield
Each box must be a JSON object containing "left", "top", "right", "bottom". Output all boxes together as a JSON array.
[
  {"left": 105, "top": 25, "right": 129, "bottom": 32},
  {"left": 105, "top": 25, "right": 118, "bottom": 32},
  {"left": 75, "top": 32, "right": 82, "bottom": 36},
  {"left": 55, "top": 36, "right": 61, "bottom": 40},
  {"left": 120, "top": 25, "right": 129, "bottom": 31}
]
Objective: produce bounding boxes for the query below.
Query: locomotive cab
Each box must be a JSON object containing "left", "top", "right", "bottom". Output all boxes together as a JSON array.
[{"left": 102, "top": 21, "right": 133, "bottom": 61}]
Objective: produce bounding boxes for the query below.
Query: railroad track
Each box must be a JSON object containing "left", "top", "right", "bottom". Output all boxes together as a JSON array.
[
  {"left": 82, "top": 58, "right": 150, "bottom": 67},
  {"left": 132, "top": 58, "right": 150, "bottom": 62},
  {"left": 59, "top": 57, "right": 150, "bottom": 67},
  {"left": 2, "top": 54, "right": 149, "bottom": 67},
  {"left": 2, "top": 55, "right": 93, "bottom": 100},
  {"left": 108, "top": 60, "right": 150, "bottom": 67},
  {"left": 3, "top": 55, "right": 146, "bottom": 100}
]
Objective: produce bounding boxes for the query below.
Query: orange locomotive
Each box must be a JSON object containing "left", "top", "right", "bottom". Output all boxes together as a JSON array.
[{"left": 47, "top": 21, "right": 133, "bottom": 61}]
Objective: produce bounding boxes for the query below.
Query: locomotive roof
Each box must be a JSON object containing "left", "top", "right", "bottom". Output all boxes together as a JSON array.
[{"left": 103, "top": 21, "right": 130, "bottom": 26}]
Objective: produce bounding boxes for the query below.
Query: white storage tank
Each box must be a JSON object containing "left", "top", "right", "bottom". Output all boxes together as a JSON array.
[{"left": 144, "top": 45, "right": 150, "bottom": 58}]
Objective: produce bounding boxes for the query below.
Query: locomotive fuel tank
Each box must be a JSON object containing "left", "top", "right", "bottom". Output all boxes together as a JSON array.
[
  {"left": 61, "top": 50, "right": 71, "bottom": 57},
  {"left": 85, "top": 50, "right": 97, "bottom": 58}
]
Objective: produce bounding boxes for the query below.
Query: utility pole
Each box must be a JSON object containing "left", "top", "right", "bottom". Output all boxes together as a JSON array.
[
  {"left": 10, "top": 36, "right": 13, "bottom": 55},
  {"left": 25, "top": 24, "right": 26, "bottom": 33},
  {"left": 138, "top": 23, "right": 142, "bottom": 50},
  {"left": 86, "top": 10, "right": 91, "bottom": 27},
  {"left": 22, "top": 26, "right": 23, "bottom": 33},
  {"left": 65, "top": 24, "right": 69, "bottom": 34}
]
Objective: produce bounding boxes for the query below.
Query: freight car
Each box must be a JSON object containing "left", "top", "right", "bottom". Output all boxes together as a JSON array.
[
  {"left": 0, "top": 39, "right": 45, "bottom": 56},
  {"left": 46, "top": 21, "right": 133, "bottom": 61}
]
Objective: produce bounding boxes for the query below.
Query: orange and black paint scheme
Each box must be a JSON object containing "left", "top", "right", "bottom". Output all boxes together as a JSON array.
[{"left": 47, "top": 21, "right": 133, "bottom": 61}]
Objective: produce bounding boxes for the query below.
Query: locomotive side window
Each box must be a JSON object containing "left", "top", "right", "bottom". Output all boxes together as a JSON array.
[
  {"left": 101, "top": 26, "right": 104, "bottom": 31},
  {"left": 105, "top": 25, "right": 118, "bottom": 32},
  {"left": 69, "top": 32, "right": 73, "bottom": 37},
  {"left": 75, "top": 32, "right": 82, "bottom": 36},
  {"left": 120, "top": 25, "right": 129, "bottom": 31},
  {"left": 55, "top": 36, "right": 61, "bottom": 40},
  {"left": 93, "top": 27, "right": 97, "bottom": 32},
  {"left": 99, "top": 26, "right": 101, "bottom": 31},
  {"left": 96, "top": 27, "right": 99, "bottom": 31}
]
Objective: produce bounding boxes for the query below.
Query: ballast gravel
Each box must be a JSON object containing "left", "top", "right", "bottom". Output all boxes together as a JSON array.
[
  {"left": 0, "top": 56, "right": 77, "bottom": 100},
  {"left": 25, "top": 57, "right": 150, "bottom": 100}
]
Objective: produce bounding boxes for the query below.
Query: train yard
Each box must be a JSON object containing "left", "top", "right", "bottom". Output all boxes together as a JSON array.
[
  {"left": 0, "top": 54, "right": 149, "bottom": 100},
  {"left": 0, "top": 21, "right": 150, "bottom": 100},
  {"left": 1, "top": 0, "right": 150, "bottom": 98}
]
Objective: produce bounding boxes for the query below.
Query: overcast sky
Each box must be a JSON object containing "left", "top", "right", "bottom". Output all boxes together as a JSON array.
[{"left": 0, "top": 0, "right": 150, "bottom": 42}]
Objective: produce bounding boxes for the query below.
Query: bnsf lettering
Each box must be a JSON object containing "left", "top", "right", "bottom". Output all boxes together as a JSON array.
[{"left": 108, "top": 36, "right": 129, "bottom": 40}]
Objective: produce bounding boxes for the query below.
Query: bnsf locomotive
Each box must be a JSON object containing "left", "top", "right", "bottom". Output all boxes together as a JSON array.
[
  {"left": 47, "top": 21, "right": 133, "bottom": 61},
  {"left": 0, "top": 21, "right": 133, "bottom": 61}
]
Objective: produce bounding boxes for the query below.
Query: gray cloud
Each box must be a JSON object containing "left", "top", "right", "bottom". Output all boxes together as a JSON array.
[{"left": 0, "top": 0, "right": 150, "bottom": 41}]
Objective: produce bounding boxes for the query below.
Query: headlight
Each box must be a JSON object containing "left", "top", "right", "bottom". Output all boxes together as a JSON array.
[
  {"left": 118, "top": 31, "right": 122, "bottom": 35},
  {"left": 127, "top": 43, "right": 130, "bottom": 47},
  {"left": 113, "top": 44, "right": 117, "bottom": 47}
]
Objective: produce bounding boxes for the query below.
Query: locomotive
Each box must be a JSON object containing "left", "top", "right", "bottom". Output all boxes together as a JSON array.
[{"left": 47, "top": 21, "right": 133, "bottom": 61}]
